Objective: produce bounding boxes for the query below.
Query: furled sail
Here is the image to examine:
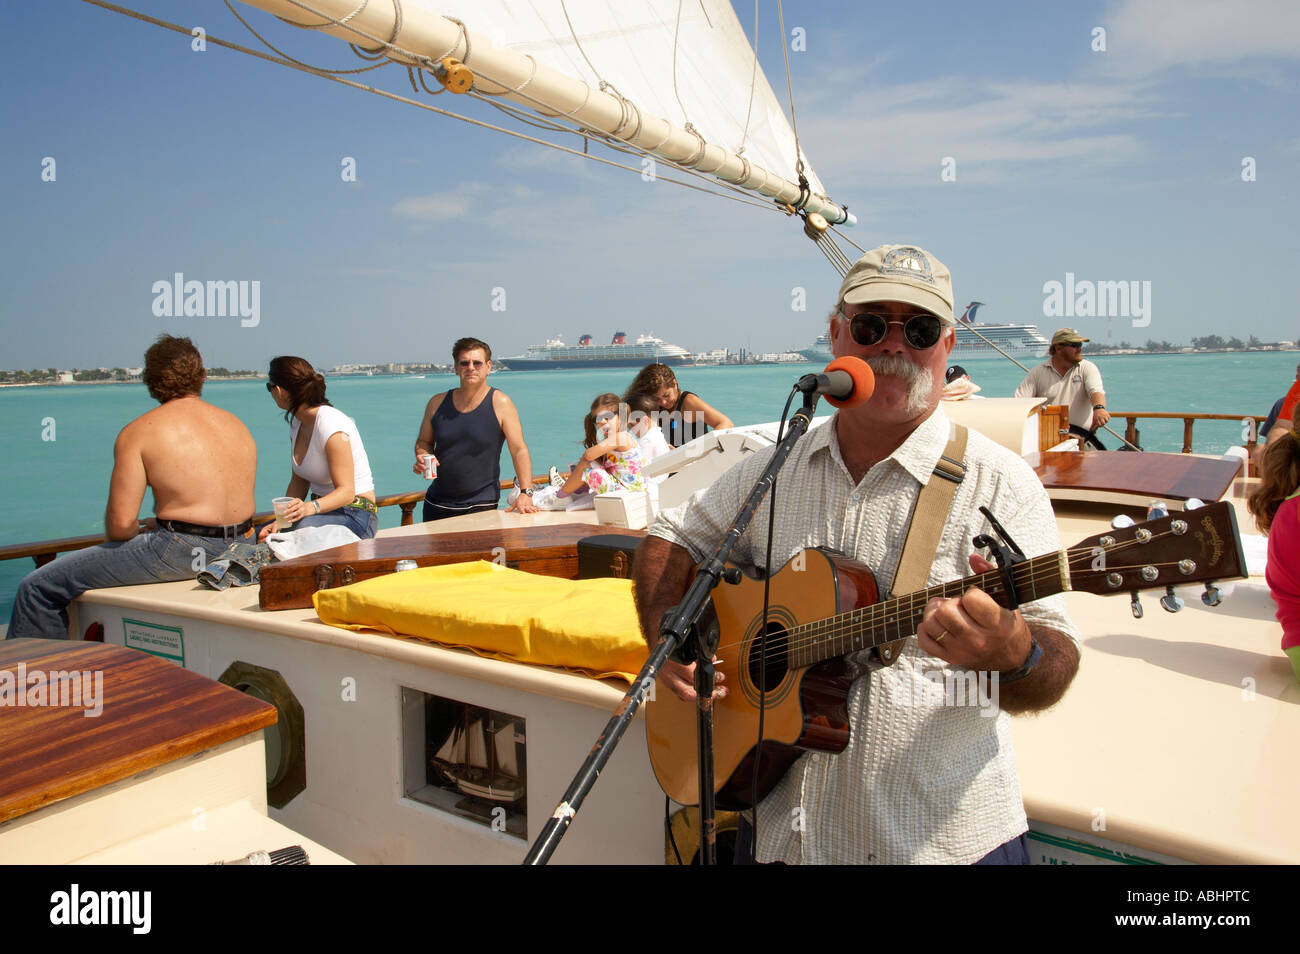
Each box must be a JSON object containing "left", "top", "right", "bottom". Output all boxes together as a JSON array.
[{"left": 235, "top": 0, "right": 851, "bottom": 224}]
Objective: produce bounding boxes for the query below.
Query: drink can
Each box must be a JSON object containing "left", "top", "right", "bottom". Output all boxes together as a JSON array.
[{"left": 395, "top": 560, "right": 418, "bottom": 572}]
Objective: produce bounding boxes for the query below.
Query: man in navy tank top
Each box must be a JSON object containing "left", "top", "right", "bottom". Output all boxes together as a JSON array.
[{"left": 413, "top": 337, "right": 539, "bottom": 521}]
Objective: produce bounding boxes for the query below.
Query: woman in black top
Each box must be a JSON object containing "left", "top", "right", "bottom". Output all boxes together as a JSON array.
[{"left": 625, "top": 363, "right": 733, "bottom": 449}]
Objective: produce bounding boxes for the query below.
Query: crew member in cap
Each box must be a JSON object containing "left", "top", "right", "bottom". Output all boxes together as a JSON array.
[
  {"left": 633, "top": 244, "right": 1080, "bottom": 864},
  {"left": 1014, "top": 328, "right": 1110, "bottom": 445}
]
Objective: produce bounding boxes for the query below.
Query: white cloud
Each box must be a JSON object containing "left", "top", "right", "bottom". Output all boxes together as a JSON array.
[
  {"left": 390, "top": 182, "right": 492, "bottom": 222},
  {"left": 1100, "top": 0, "right": 1300, "bottom": 77},
  {"left": 801, "top": 77, "right": 1163, "bottom": 185}
]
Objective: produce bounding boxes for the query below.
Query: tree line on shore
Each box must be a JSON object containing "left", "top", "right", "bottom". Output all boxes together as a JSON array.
[
  {"left": 1085, "top": 335, "right": 1286, "bottom": 354},
  {"left": 0, "top": 367, "right": 254, "bottom": 384}
]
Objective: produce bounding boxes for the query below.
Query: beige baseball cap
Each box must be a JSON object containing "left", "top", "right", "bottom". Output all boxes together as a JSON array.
[
  {"left": 1051, "top": 327, "right": 1090, "bottom": 346},
  {"left": 836, "top": 244, "right": 955, "bottom": 323}
]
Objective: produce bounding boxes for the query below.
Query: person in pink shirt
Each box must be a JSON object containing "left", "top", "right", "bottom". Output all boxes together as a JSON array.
[{"left": 1248, "top": 403, "right": 1300, "bottom": 681}]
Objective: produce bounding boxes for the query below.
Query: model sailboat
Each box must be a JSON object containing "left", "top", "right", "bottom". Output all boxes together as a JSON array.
[{"left": 433, "top": 707, "right": 526, "bottom": 804}]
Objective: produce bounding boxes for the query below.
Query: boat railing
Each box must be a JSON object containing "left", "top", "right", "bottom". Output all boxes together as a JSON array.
[
  {"left": 0, "top": 413, "right": 1268, "bottom": 571},
  {"left": 1110, "top": 411, "right": 1268, "bottom": 457},
  {"left": 0, "top": 474, "right": 555, "bottom": 571}
]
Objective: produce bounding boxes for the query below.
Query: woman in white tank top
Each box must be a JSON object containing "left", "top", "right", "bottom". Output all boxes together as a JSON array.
[{"left": 260, "top": 356, "right": 378, "bottom": 540}]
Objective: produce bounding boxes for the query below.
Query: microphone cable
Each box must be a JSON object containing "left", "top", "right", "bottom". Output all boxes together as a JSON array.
[{"left": 746, "top": 383, "right": 802, "bottom": 862}]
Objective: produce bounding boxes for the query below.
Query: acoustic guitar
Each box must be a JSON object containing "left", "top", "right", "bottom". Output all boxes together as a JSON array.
[{"left": 645, "top": 501, "right": 1247, "bottom": 809}]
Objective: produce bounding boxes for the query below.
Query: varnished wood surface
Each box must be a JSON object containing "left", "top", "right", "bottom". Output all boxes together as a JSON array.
[
  {"left": 259, "top": 523, "right": 646, "bottom": 610},
  {"left": 1034, "top": 451, "right": 1241, "bottom": 502},
  {"left": 0, "top": 639, "right": 275, "bottom": 824}
]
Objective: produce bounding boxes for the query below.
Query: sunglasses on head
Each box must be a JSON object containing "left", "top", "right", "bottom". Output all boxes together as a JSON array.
[
  {"left": 840, "top": 311, "right": 944, "bottom": 350},
  {"left": 458, "top": 359, "right": 486, "bottom": 368}
]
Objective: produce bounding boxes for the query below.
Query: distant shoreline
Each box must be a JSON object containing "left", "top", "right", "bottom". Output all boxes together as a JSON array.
[{"left": 0, "top": 375, "right": 261, "bottom": 390}]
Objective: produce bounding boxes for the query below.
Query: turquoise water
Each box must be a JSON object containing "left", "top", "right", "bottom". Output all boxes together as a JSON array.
[{"left": 1, "top": 352, "right": 1291, "bottom": 619}]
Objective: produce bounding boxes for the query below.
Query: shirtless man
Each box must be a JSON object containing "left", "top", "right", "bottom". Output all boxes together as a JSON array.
[{"left": 7, "top": 335, "right": 257, "bottom": 639}]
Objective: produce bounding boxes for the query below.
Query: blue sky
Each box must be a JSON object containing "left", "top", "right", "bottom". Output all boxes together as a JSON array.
[{"left": 2, "top": 0, "right": 1297, "bottom": 371}]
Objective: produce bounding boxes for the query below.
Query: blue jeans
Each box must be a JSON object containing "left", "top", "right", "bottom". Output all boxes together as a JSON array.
[
  {"left": 291, "top": 506, "right": 377, "bottom": 539},
  {"left": 7, "top": 530, "right": 236, "bottom": 639}
]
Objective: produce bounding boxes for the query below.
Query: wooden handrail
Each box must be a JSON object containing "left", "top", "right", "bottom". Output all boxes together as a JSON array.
[
  {"left": 1110, "top": 411, "right": 1267, "bottom": 457},
  {"left": 0, "top": 473, "right": 557, "bottom": 569}
]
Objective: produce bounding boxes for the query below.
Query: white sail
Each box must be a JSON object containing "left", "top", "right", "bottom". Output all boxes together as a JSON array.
[{"left": 235, "top": 0, "right": 849, "bottom": 223}]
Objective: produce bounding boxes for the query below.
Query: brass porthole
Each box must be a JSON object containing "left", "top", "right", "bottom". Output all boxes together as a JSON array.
[{"left": 217, "top": 661, "right": 306, "bottom": 809}]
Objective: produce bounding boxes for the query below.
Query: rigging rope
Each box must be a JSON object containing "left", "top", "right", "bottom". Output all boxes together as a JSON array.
[
  {"left": 79, "top": 0, "right": 782, "bottom": 216},
  {"left": 736, "top": 0, "right": 758, "bottom": 156},
  {"left": 221, "top": 0, "right": 388, "bottom": 74},
  {"left": 256, "top": 0, "right": 799, "bottom": 209},
  {"left": 775, "top": 0, "right": 804, "bottom": 177}
]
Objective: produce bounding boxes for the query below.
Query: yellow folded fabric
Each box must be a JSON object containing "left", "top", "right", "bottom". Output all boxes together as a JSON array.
[{"left": 313, "top": 561, "right": 647, "bottom": 683}]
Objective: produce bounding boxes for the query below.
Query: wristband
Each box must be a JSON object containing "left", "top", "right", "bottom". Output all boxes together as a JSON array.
[
  {"left": 997, "top": 638, "right": 1042, "bottom": 684},
  {"left": 313, "top": 500, "right": 321, "bottom": 514},
  {"left": 1093, "top": 404, "right": 1106, "bottom": 410},
  {"left": 521, "top": 487, "right": 534, "bottom": 497}
]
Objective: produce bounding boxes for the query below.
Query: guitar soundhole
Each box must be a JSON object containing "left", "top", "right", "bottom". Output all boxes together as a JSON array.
[{"left": 746, "top": 622, "right": 790, "bottom": 692}]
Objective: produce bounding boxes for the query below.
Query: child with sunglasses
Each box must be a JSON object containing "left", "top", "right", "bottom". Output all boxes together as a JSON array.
[{"left": 523, "top": 393, "right": 646, "bottom": 511}]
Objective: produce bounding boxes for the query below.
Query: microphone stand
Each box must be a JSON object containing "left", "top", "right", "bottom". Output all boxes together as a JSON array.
[{"left": 524, "top": 389, "right": 823, "bottom": 865}]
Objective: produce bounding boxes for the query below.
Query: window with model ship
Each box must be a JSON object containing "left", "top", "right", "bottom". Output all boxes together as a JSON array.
[{"left": 403, "top": 689, "right": 527, "bottom": 839}]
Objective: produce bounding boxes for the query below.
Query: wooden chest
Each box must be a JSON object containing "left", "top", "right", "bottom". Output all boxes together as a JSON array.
[{"left": 258, "top": 523, "right": 647, "bottom": 611}]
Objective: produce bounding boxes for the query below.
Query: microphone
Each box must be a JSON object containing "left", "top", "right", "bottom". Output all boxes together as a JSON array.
[{"left": 795, "top": 356, "right": 875, "bottom": 409}]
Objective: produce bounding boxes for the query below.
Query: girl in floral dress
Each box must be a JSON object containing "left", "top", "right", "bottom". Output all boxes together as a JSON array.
[{"left": 530, "top": 393, "right": 644, "bottom": 510}]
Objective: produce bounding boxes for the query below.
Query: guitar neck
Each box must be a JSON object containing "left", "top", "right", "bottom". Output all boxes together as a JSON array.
[{"left": 790, "top": 551, "right": 1070, "bottom": 669}]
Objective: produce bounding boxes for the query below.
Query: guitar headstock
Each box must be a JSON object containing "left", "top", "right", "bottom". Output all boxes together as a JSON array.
[{"left": 1067, "top": 500, "right": 1247, "bottom": 598}]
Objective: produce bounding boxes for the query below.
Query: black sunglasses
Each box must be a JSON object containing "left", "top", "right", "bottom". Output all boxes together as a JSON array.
[
  {"left": 841, "top": 311, "right": 944, "bottom": 349},
  {"left": 265, "top": 381, "right": 275, "bottom": 392}
]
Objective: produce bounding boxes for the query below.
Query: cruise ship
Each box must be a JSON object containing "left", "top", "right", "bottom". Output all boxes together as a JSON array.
[
  {"left": 798, "top": 304, "right": 1051, "bottom": 363},
  {"left": 503, "top": 332, "right": 691, "bottom": 370}
]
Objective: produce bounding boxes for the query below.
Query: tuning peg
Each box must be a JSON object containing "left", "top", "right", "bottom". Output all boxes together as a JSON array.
[
  {"left": 1130, "top": 593, "right": 1143, "bottom": 618},
  {"left": 1184, "top": 498, "right": 1206, "bottom": 511},
  {"left": 722, "top": 567, "right": 743, "bottom": 585},
  {"left": 1111, "top": 514, "right": 1135, "bottom": 529},
  {"left": 1201, "top": 583, "right": 1222, "bottom": 607},
  {"left": 1160, "top": 585, "right": 1184, "bottom": 613}
]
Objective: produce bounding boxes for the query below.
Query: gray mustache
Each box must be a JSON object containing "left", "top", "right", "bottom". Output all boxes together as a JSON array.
[{"left": 865, "top": 354, "right": 934, "bottom": 412}]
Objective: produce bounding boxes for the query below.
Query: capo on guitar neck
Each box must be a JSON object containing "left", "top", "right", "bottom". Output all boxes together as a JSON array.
[{"left": 973, "top": 505, "right": 1026, "bottom": 610}]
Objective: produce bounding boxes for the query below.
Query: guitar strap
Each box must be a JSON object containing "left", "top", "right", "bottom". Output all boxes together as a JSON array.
[{"left": 875, "top": 423, "right": 968, "bottom": 667}]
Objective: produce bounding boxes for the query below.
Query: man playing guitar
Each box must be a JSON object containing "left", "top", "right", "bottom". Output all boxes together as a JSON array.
[{"left": 633, "top": 245, "right": 1081, "bottom": 864}]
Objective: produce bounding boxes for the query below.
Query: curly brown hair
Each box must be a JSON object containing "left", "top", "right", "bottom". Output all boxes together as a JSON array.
[
  {"left": 143, "top": 334, "right": 205, "bottom": 402},
  {"left": 624, "top": 363, "right": 677, "bottom": 401},
  {"left": 268, "top": 356, "right": 331, "bottom": 423},
  {"left": 1248, "top": 403, "right": 1300, "bottom": 533}
]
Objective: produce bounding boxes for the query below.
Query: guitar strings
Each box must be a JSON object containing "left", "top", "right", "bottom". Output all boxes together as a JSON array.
[{"left": 709, "top": 524, "right": 1215, "bottom": 663}]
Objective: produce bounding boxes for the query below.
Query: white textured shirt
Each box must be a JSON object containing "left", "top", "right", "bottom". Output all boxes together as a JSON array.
[
  {"left": 1014, "top": 359, "right": 1105, "bottom": 430},
  {"left": 649, "top": 408, "right": 1080, "bottom": 864}
]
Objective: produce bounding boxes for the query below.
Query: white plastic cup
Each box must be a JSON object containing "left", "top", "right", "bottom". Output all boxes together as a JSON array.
[
  {"left": 272, "top": 497, "right": 295, "bottom": 530},
  {"left": 419, "top": 453, "right": 439, "bottom": 480}
]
